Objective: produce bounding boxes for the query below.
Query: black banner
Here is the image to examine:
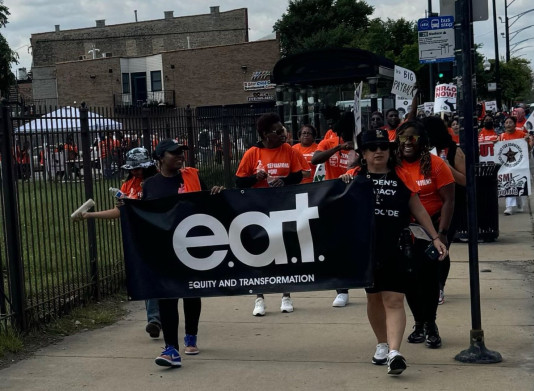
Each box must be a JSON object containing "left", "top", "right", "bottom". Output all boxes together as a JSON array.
[{"left": 120, "top": 178, "right": 375, "bottom": 299}]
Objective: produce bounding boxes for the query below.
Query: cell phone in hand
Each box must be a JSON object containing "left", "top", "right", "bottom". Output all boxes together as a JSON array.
[{"left": 425, "top": 243, "right": 440, "bottom": 260}]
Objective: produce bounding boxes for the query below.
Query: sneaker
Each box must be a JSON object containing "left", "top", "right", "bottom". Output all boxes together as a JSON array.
[
  {"left": 155, "top": 346, "right": 182, "bottom": 367},
  {"left": 504, "top": 207, "right": 513, "bottom": 215},
  {"left": 372, "top": 343, "right": 389, "bottom": 365},
  {"left": 516, "top": 205, "right": 524, "bottom": 213},
  {"left": 184, "top": 334, "right": 199, "bottom": 355},
  {"left": 280, "top": 296, "right": 294, "bottom": 313},
  {"left": 407, "top": 324, "right": 425, "bottom": 343},
  {"left": 438, "top": 289, "right": 445, "bottom": 305},
  {"left": 387, "top": 354, "right": 407, "bottom": 375},
  {"left": 253, "top": 297, "right": 266, "bottom": 316},
  {"left": 145, "top": 322, "right": 161, "bottom": 338},
  {"left": 332, "top": 293, "right": 349, "bottom": 307},
  {"left": 424, "top": 322, "right": 442, "bottom": 349}
]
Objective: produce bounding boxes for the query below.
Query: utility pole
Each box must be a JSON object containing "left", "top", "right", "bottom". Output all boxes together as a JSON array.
[
  {"left": 504, "top": 0, "right": 510, "bottom": 61},
  {"left": 492, "top": 0, "right": 502, "bottom": 110}
]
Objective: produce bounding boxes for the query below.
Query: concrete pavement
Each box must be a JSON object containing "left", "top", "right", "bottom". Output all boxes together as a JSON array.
[{"left": 1, "top": 197, "right": 533, "bottom": 390}]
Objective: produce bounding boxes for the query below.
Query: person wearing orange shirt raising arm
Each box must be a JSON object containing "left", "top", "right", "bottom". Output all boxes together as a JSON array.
[
  {"left": 478, "top": 114, "right": 499, "bottom": 143},
  {"left": 235, "top": 113, "right": 307, "bottom": 316}
]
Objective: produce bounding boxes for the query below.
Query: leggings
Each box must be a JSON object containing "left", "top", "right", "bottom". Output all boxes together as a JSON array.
[
  {"left": 405, "top": 240, "right": 440, "bottom": 325},
  {"left": 159, "top": 297, "right": 201, "bottom": 348}
]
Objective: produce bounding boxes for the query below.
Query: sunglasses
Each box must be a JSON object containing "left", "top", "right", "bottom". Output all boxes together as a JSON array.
[
  {"left": 268, "top": 128, "right": 285, "bottom": 135},
  {"left": 398, "top": 134, "right": 420, "bottom": 143},
  {"left": 365, "top": 143, "right": 389, "bottom": 152}
]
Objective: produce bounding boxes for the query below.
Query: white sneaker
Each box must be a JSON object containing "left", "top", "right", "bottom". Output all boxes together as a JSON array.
[
  {"left": 372, "top": 343, "right": 389, "bottom": 365},
  {"left": 280, "top": 296, "right": 294, "bottom": 313},
  {"left": 504, "top": 207, "right": 513, "bottom": 215},
  {"left": 332, "top": 293, "right": 349, "bottom": 307},
  {"left": 253, "top": 297, "right": 266, "bottom": 316}
]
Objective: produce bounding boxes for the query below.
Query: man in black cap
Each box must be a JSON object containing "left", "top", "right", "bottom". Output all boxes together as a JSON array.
[{"left": 142, "top": 138, "right": 224, "bottom": 367}]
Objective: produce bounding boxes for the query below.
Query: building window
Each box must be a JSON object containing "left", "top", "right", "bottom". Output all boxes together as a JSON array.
[
  {"left": 122, "top": 73, "right": 130, "bottom": 93},
  {"left": 151, "top": 71, "right": 162, "bottom": 91}
]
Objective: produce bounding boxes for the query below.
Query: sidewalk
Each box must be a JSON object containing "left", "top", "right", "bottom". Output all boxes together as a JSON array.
[{"left": 1, "top": 197, "right": 533, "bottom": 390}]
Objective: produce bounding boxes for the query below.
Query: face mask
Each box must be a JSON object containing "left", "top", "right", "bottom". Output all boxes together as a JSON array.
[{"left": 484, "top": 121, "right": 494, "bottom": 129}]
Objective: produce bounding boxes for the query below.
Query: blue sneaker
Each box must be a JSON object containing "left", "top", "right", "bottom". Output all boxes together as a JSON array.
[
  {"left": 184, "top": 334, "right": 199, "bottom": 355},
  {"left": 155, "top": 346, "right": 182, "bottom": 367}
]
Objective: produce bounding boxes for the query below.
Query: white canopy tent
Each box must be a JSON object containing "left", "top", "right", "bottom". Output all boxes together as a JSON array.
[{"left": 15, "top": 106, "right": 123, "bottom": 133}]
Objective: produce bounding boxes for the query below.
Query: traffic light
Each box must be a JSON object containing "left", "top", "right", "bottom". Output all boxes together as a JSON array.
[{"left": 436, "top": 62, "right": 453, "bottom": 83}]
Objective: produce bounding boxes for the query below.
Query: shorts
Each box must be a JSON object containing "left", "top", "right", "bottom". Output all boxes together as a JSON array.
[{"left": 365, "top": 260, "right": 409, "bottom": 294}]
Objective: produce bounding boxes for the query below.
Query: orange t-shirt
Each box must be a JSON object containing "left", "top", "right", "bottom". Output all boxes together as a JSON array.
[
  {"left": 292, "top": 143, "right": 318, "bottom": 184},
  {"left": 448, "top": 128, "right": 460, "bottom": 144},
  {"left": 499, "top": 130, "right": 525, "bottom": 141},
  {"left": 121, "top": 176, "right": 143, "bottom": 199},
  {"left": 346, "top": 166, "right": 420, "bottom": 195},
  {"left": 235, "top": 143, "right": 307, "bottom": 188},
  {"left": 323, "top": 129, "right": 335, "bottom": 140},
  {"left": 516, "top": 118, "right": 526, "bottom": 132},
  {"left": 478, "top": 129, "right": 498, "bottom": 143},
  {"left": 316, "top": 137, "right": 350, "bottom": 180},
  {"left": 401, "top": 154, "right": 454, "bottom": 217}
]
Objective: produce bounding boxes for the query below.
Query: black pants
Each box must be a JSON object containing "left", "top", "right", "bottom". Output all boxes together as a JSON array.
[
  {"left": 405, "top": 240, "right": 440, "bottom": 325},
  {"left": 159, "top": 297, "right": 201, "bottom": 348}
]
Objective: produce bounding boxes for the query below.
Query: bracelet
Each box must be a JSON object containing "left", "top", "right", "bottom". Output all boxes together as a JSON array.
[{"left": 432, "top": 236, "right": 439, "bottom": 241}]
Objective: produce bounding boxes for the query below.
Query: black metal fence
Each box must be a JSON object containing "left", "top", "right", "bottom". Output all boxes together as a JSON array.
[{"left": 0, "top": 102, "right": 274, "bottom": 332}]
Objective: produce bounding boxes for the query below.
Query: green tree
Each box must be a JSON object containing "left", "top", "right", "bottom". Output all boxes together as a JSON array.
[
  {"left": 273, "top": 0, "right": 374, "bottom": 57},
  {"left": 0, "top": 1, "right": 18, "bottom": 96}
]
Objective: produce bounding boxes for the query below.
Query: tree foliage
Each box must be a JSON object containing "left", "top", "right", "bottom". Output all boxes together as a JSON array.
[
  {"left": 0, "top": 0, "right": 18, "bottom": 96},
  {"left": 273, "top": 0, "right": 374, "bottom": 57}
]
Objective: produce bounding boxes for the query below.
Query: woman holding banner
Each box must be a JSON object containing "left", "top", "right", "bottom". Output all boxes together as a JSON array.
[
  {"left": 143, "top": 139, "right": 224, "bottom": 367},
  {"left": 499, "top": 116, "right": 533, "bottom": 215},
  {"left": 235, "top": 113, "right": 306, "bottom": 316},
  {"left": 340, "top": 128, "right": 447, "bottom": 376}
]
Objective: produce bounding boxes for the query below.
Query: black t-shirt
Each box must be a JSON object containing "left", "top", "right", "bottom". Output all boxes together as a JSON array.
[
  {"left": 142, "top": 172, "right": 207, "bottom": 200},
  {"left": 366, "top": 171, "right": 412, "bottom": 267}
]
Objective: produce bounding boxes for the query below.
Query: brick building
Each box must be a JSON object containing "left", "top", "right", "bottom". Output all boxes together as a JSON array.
[
  {"left": 30, "top": 6, "right": 262, "bottom": 107},
  {"left": 54, "top": 38, "right": 280, "bottom": 108}
]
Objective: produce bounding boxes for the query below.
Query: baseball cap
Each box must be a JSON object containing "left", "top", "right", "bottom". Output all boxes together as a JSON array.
[
  {"left": 361, "top": 129, "right": 390, "bottom": 147},
  {"left": 154, "top": 139, "right": 189, "bottom": 158}
]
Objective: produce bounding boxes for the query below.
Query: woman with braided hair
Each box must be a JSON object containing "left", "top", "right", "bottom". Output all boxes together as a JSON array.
[{"left": 396, "top": 121, "right": 455, "bottom": 349}]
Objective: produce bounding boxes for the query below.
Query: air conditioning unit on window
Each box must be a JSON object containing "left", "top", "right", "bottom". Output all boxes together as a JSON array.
[
  {"left": 102, "top": 52, "right": 112, "bottom": 58},
  {"left": 78, "top": 55, "right": 90, "bottom": 60}
]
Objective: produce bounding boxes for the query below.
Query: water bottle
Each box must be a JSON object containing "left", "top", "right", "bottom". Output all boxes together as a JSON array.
[
  {"left": 109, "top": 187, "right": 124, "bottom": 198},
  {"left": 439, "top": 150, "right": 447, "bottom": 161}
]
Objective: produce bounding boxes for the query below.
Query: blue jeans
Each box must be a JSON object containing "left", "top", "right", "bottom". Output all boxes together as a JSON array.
[{"left": 145, "top": 299, "right": 160, "bottom": 325}]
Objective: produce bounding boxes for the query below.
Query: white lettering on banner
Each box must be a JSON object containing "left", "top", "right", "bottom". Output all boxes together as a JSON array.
[
  {"left": 188, "top": 275, "right": 316, "bottom": 290},
  {"left": 173, "top": 193, "right": 320, "bottom": 271}
]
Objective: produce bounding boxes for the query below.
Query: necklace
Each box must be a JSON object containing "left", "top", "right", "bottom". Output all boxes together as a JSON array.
[{"left": 368, "top": 171, "right": 389, "bottom": 205}]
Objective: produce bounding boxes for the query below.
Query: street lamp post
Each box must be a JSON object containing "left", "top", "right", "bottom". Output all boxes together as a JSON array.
[
  {"left": 492, "top": 0, "right": 502, "bottom": 110},
  {"left": 502, "top": 3, "right": 534, "bottom": 61}
]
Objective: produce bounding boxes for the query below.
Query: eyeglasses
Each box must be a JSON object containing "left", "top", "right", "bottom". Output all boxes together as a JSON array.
[
  {"left": 398, "top": 134, "right": 420, "bottom": 143},
  {"left": 365, "top": 143, "right": 389, "bottom": 152}
]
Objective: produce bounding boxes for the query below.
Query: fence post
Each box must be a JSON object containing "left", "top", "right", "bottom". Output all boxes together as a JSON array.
[
  {"left": 0, "top": 99, "right": 26, "bottom": 331},
  {"left": 79, "top": 103, "right": 100, "bottom": 301},
  {"left": 221, "top": 106, "right": 232, "bottom": 188},
  {"left": 186, "top": 105, "right": 196, "bottom": 168},
  {"left": 141, "top": 108, "right": 151, "bottom": 153}
]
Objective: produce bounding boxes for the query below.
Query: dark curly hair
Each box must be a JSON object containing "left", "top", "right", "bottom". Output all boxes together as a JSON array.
[
  {"left": 256, "top": 113, "right": 281, "bottom": 139},
  {"left": 396, "top": 120, "right": 432, "bottom": 178},
  {"left": 422, "top": 116, "right": 453, "bottom": 150}
]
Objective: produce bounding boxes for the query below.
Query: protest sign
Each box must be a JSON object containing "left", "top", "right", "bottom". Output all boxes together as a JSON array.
[
  {"left": 392, "top": 65, "right": 417, "bottom": 99},
  {"left": 434, "top": 83, "right": 457, "bottom": 113}
]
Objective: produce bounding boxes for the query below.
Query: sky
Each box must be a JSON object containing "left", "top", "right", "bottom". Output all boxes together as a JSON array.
[{"left": 2, "top": 0, "right": 534, "bottom": 79}]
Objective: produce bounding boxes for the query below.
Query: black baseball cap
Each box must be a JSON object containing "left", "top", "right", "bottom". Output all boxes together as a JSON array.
[
  {"left": 154, "top": 139, "right": 189, "bottom": 158},
  {"left": 361, "top": 129, "right": 390, "bottom": 147}
]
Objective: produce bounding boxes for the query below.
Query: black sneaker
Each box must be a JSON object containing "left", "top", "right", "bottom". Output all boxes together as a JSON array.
[
  {"left": 407, "top": 324, "right": 425, "bottom": 343},
  {"left": 145, "top": 322, "right": 161, "bottom": 338},
  {"left": 424, "top": 322, "right": 442, "bottom": 348},
  {"left": 387, "top": 354, "right": 407, "bottom": 375}
]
